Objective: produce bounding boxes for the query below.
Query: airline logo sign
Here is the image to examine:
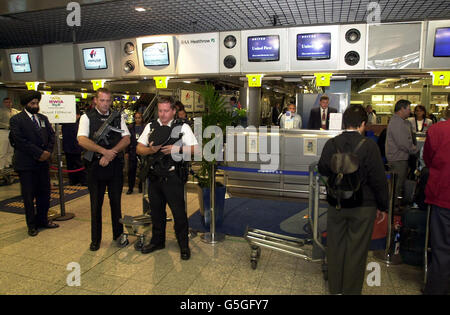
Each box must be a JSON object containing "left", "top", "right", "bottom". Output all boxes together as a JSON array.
[{"left": 39, "top": 95, "right": 76, "bottom": 124}]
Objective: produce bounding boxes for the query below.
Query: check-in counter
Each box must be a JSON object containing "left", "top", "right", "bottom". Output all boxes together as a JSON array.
[
  {"left": 223, "top": 128, "right": 426, "bottom": 200},
  {"left": 223, "top": 129, "right": 341, "bottom": 199}
]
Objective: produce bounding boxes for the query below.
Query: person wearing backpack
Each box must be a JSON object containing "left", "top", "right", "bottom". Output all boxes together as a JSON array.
[{"left": 318, "top": 104, "right": 389, "bottom": 295}]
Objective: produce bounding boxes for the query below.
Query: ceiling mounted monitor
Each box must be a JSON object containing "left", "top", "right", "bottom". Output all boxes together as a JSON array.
[
  {"left": 82, "top": 47, "right": 108, "bottom": 70},
  {"left": 142, "top": 42, "right": 170, "bottom": 66},
  {"left": 433, "top": 27, "right": 450, "bottom": 57},
  {"left": 297, "top": 33, "right": 331, "bottom": 60},
  {"left": 248, "top": 35, "right": 280, "bottom": 62},
  {"left": 10, "top": 53, "right": 32, "bottom": 73}
]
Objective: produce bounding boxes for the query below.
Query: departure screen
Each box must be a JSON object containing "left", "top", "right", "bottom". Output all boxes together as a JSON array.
[
  {"left": 142, "top": 42, "right": 170, "bottom": 66},
  {"left": 10, "top": 53, "right": 32, "bottom": 73},
  {"left": 297, "top": 33, "right": 332, "bottom": 60},
  {"left": 434, "top": 27, "right": 450, "bottom": 57},
  {"left": 82, "top": 48, "right": 108, "bottom": 70},
  {"left": 248, "top": 35, "right": 280, "bottom": 62}
]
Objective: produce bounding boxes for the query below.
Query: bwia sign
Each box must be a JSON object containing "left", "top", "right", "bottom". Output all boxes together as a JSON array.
[{"left": 39, "top": 95, "right": 76, "bottom": 124}]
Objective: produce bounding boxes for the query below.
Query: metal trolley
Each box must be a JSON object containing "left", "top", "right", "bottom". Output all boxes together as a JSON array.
[{"left": 244, "top": 162, "right": 328, "bottom": 279}]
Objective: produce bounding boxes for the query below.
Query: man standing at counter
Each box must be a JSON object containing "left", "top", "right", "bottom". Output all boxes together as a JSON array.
[
  {"left": 386, "top": 99, "right": 418, "bottom": 211},
  {"left": 280, "top": 103, "right": 302, "bottom": 129},
  {"left": 307, "top": 95, "right": 337, "bottom": 130}
]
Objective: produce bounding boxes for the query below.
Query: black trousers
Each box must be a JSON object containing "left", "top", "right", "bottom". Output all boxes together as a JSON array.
[
  {"left": 327, "top": 205, "right": 377, "bottom": 295},
  {"left": 425, "top": 205, "right": 450, "bottom": 295},
  {"left": 127, "top": 156, "right": 141, "bottom": 191},
  {"left": 18, "top": 166, "right": 51, "bottom": 229},
  {"left": 148, "top": 173, "right": 188, "bottom": 249},
  {"left": 87, "top": 158, "right": 124, "bottom": 243},
  {"left": 65, "top": 153, "right": 87, "bottom": 185}
]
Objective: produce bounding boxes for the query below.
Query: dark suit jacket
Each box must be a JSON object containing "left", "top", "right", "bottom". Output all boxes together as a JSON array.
[
  {"left": 9, "top": 110, "right": 55, "bottom": 171},
  {"left": 62, "top": 119, "right": 82, "bottom": 154},
  {"left": 307, "top": 107, "right": 338, "bottom": 130}
]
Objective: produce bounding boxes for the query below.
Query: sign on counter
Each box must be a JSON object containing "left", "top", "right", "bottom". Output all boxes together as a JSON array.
[{"left": 39, "top": 95, "right": 76, "bottom": 124}]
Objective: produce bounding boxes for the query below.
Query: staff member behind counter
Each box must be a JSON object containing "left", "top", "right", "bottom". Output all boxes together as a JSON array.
[
  {"left": 308, "top": 95, "right": 338, "bottom": 130},
  {"left": 280, "top": 103, "right": 302, "bottom": 129},
  {"left": 137, "top": 96, "right": 199, "bottom": 260},
  {"left": 77, "top": 88, "right": 131, "bottom": 252}
]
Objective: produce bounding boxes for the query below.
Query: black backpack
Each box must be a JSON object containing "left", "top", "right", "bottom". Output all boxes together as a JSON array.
[{"left": 326, "top": 138, "right": 366, "bottom": 210}]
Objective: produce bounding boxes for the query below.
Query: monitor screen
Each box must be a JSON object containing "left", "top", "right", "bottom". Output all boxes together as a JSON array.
[
  {"left": 82, "top": 47, "right": 108, "bottom": 70},
  {"left": 248, "top": 35, "right": 280, "bottom": 62},
  {"left": 297, "top": 33, "right": 332, "bottom": 60},
  {"left": 10, "top": 53, "right": 32, "bottom": 73},
  {"left": 142, "top": 42, "right": 170, "bottom": 66},
  {"left": 433, "top": 27, "right": 450, "bottom": 57}
]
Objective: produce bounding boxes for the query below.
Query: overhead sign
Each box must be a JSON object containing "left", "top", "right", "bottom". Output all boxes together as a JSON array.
[
  {"left": 154, "top": 76, "right": 169, "bottom": 89},
  {"left": 431, "top": 71, "right": 450, "bottom": 86},
  {"left": 39, "top": 95, "right": 76, "bottom": 124},
  {"left": 246, "top": 74, "right": 264, "bottom": 87},
  {"left": 91, "top": 80, "right": 105, "bottom": 91},
  {"left": 26, "top": 82, "right": 39, "bottom": 91},
  {"left": 178, "top": 33, "right": 219, "bottom": 75},
  {"left": 314, "top": 73, "right": 333, "bottom": 87}
]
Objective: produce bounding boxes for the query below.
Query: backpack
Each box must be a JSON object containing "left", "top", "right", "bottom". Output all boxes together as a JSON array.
[{"left": 326, "top": 137, "right": 366, "bottom": 210}]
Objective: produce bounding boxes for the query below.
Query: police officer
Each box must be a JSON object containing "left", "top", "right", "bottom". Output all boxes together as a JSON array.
[
  {"left": 77, "top": 88, "right": 131, "bottom": 251},
  {"left": 137, "top": 96, "right": 198, "bottom": 260},
  {"left": 9, "top": 91, "right": 58, "bottom": 236}
]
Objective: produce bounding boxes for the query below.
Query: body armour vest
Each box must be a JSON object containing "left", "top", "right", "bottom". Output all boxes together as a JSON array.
[
  {"left": 147, "top": 119, "right": 185, "bottom": 177},
  {"left": 87, "top": 109, "right": 123, "bottom": 150}
]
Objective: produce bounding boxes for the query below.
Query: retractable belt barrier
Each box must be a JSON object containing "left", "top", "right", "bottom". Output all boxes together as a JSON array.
[{"left": 50, "top": 166, "right": 86, "bottom": 173}]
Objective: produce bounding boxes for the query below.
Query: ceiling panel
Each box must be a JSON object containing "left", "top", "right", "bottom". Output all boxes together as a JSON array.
[{"left": 0, "top": 0, "right": 449, "bottom": 48}]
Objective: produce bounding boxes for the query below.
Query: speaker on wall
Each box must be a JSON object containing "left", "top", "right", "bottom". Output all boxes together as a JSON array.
[
  {"left": 339, "top": 24, "right": 367, "bottom": 70},
  {"left": 220, "top": 31, "right": 241, "bottom": 73},
  {"left": 120, "top": 39, "right": 139, "bottom": 77}
]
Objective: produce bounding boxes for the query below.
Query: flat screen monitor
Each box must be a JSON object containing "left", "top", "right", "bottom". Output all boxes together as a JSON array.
[
  {"left": 10, "top": 53, "right": 32, "bottom": 73},
  {"left": 297, "top": 33, "right": 331, "bottom": 60},
  {"left": 142, "top": 42, "right": 170, "bottom": 66},
  {"left": 82, "top": 47, "right": 108, "bottom": 70},
  {"left": 247, "top": 35, "right": 280, "bottom": 62},
  {"left": 433, "top": 27, "right": 450, "bottom": 57}
]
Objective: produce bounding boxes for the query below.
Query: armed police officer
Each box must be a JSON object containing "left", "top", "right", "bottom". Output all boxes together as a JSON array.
[
  {"left": 77, "top": 88, "right": 131, "bottom": 251},
  {"left": 137, "top": 96, "right": 198, "bottom": 260}
]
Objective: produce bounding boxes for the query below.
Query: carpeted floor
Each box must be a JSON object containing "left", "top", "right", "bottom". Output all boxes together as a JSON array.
[{"left": 0, "top": 184, "right": 89, "bottom": 215}]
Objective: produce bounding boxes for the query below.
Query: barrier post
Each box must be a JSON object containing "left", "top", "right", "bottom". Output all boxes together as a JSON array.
[
  {"left": 54, "top": 124, "right": 75, "bottom": 221},
  {"left": 374, "top": 172, "right": 401, "bottom": 265},
  {"left": 201, "top": 163, "right": 225, "bottom": 244}
]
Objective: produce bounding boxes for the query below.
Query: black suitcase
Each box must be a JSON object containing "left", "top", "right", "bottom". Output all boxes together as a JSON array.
[{"left": 400, "top": 208, "right": 427, "bottom": 266}]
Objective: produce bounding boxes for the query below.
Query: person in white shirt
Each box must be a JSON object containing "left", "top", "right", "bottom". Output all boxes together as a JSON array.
[
  {"left": 280, "top": 103, "right": 302, "bottom": 129},
  {"left": 408, "top": 105, "right": 432, "bottom": 133},
  {"left": 77, "top": 88, "right": 131, "bottom": 252},
  {"left": 137, "top": 95, "right": 198, "bottom": 260},
  {"left": 366, "top": 105, "right": 377, "bottom": 125},
  {"left": 0, "top": 98, "right": 20, "bottom": 169}
]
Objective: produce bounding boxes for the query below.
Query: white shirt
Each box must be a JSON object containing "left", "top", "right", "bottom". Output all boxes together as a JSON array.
[
  {"left": 77, "top": 107, "right": 131, "bottom": 138},
  {"left": 138, "top": 119, "right": 198, "bottom": 147},
  {"left": 280, "top": 113, "right": 302, "bottom": 129}
]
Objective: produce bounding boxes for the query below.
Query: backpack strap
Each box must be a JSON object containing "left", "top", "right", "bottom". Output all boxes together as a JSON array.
[{"left": 353, "top": 138, "right": 366, "bottom": 154}]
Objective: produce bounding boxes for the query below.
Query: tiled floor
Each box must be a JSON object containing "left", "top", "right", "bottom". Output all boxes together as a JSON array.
[{"left": 0, "top": 180, "right": 424, "bottom": 295}]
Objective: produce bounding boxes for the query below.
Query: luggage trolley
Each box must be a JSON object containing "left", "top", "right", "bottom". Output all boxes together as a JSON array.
[{"left": 244, "top": 162, "right": 327, "bottom": 279}]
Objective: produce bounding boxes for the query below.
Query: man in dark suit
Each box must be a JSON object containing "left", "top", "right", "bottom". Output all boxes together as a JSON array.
[
  {"left": 62, "top": 107, "right": 87, "bottom": 185},
  {"left": 9, "top": 91, "right": 59, "bottom": 237},
  {"left": 307, "top": 95, "right": 338, "bottom": 130}
]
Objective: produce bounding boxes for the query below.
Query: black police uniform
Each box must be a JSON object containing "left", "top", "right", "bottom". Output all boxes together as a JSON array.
[
  {"left": 9, "top": 110, "right": 55, "bottom": 230},
  {"left": 85, "top": 110, "right": 125, "bottom": 244},
  {"left": 143, "top": 120, "right": 189, "bottom": 250}
]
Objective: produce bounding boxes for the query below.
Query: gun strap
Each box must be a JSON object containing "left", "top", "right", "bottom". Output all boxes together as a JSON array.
[{"left": 92, "top": 111, "right": 120, "bottom": 143}]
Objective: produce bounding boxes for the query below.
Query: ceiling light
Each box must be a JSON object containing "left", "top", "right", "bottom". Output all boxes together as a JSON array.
[
  {"left": 412, "top": 80, "right": 421, "bottom": 84},
  {"left": 379, "top": 79, "right": 388, "bottom": 84},
  {"left": 401, "top": 83, "right": 408, "bottom": 87},
  {"left": 135, "top": 7, "right": 146, "bottom": 12},
  {"left": 183, "top": 81, "right": 192, "bottom": 84},
  {"left": 395, "top": 86, "right": 401, "bottom": 89}
]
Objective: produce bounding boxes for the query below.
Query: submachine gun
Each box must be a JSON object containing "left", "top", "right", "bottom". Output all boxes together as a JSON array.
[{"left": 84, "top": 110, "right": 124, "bottom": 162}]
